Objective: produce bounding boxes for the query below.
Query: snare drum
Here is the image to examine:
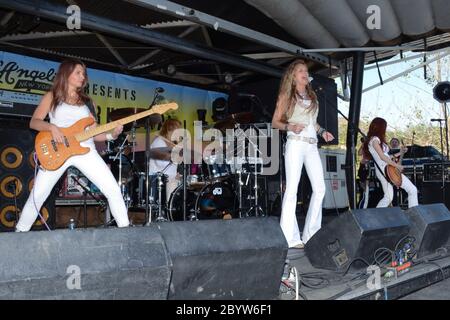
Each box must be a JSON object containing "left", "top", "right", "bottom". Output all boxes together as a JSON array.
[{"left": 203, "top": 155, "right": 231, "bottom": 181}]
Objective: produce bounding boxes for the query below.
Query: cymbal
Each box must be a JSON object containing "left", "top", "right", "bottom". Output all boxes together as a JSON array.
[
  {"left": 109, "top": 108, "right": 162, "bottom": 131},
  {"left": 149, "top": 147, "right": 172, "bottom": 160},
  {"left": 150, "top": 145, "right": 203, "bottom": 161},
  {"left": 213, "top": 112, "right": 254, "bottom": 130}
]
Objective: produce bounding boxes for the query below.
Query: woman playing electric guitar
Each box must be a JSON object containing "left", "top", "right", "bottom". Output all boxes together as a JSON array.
[{"left": 362, "top": 118, "right": 418, "bottom": 208}]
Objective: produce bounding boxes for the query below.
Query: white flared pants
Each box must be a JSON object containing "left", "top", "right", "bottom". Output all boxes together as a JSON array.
[
  {"left": 280, "top": 139, "right": 326, "bottom": 247},
  {"left": 16, "top": 148, "right": 130, "bottom": 231}
]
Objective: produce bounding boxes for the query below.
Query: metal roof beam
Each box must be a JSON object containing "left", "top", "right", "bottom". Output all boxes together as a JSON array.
[
  {"left": 0, "top": 0, "right": 284, "bottom": 78},
  {"left": 0, "top": 11, "right": 14, "bottom": 26},
  {"left": 140, "top": 20, "right": 196, "bottom": 29},
  {"left": 362, "top": 50, "right": 450, "bottom": 93},
  {"left": 129, "top": 25, "right": 199, "bottom": 69},
  {"left": 0, "top": 40, "right": 120, "bottom": 68},
  {"left": 0, "top": 30, "right": 90, "bottom": 41},
  {"left": 125, "top": 0, "right": 338, "bottom": 68},
  {"left": 95, "top": 33, "right": 128, "bottom": 67},
  {"left": 200, "top": 26, "right": 223, "bottom": 82}
]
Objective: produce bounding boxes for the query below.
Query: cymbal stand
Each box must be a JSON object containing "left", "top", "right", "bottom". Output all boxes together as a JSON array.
[
  {"left": 231, "top": 124, "right": 245, "bottom": 219},
  {"left": 154, "top": 162, "right": 172, "bottom": 222},
  {"left": 145, "top": 90, "right": 161, "bottom": 226},
  {"left": 112, "top": 133, "right": 131, "bottom": 208},
  {"left": 236, "top": 124, "right": 266, "bottom": 217},
  {"left": 131, "top": 123, "right": 137, "bottom": 164}
]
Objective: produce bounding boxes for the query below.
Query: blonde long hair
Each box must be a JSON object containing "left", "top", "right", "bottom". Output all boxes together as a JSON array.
[
  {"left": 276, "top": 59, "right": 318, "bottom": 121},
  {"left": 160, "top": 118, "right": 181, "bottom": 140}
]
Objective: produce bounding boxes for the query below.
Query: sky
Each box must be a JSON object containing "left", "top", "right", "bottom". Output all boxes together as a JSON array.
[{"left": 336, "top": 50, "right": 449, "bottom": 132}]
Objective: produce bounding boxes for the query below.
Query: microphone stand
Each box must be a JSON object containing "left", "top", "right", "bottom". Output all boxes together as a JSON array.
[
  {"left": 71, "top": 176, "right": 107, "bottom": 227},
  {"left": 411, "top": 132, "right": 417, "bottom": 186},
  {"left": 437, "top": 119, "right": 446, "bottom": 203},
  {"left": 8, "top": 180, "right": 20, "bottom": 227},
  {"left": 336, "top": 109, "right": 367, "bottom": 209},
  {"left": 445, "top": 103, "right": 449, "bottom": 159}
]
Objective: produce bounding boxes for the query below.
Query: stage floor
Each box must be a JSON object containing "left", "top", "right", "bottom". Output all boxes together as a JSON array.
[{"left": 280, "top": 250, "right": 450, "bottom": 300}]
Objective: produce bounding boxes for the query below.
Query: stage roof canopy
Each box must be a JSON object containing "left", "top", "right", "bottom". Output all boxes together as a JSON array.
[{"left": 0, "top": 0, "right": 449, "bottom": 90}]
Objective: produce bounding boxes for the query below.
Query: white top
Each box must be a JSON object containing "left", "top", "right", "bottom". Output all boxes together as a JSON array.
[
  {"left": 287, "top": 99, "right": 318, "bottom": 139},
  {"left": 149, "top": 136, "right": 177, "bottom": 178},
  {"left": 49, "top": 102, "right": 95, "bottom": 149},
  {"left": 368, "top": 136, "right": 390, "bottom": 171}
]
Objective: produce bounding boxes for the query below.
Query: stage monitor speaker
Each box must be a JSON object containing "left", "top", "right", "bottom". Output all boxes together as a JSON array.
[
  {"left": 420, "top": 182, "right": 450, "bottom": 210},
  {"left": 0, "top": 118, "right": 55, "bottom": 231},
  {"left": 305, "top": 207, "right": 410, "bottom": 271},
  {"left": 405, "top": 203, "right": 450, "bottom": 258},
  {"left": 158, "top": 217, "right": 288, "bottom": 300},
  {"left": 0, "top": 226, "right": 171, "bottom": 299}
]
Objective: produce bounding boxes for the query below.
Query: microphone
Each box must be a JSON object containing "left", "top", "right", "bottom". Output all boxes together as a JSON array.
[
  {"left": 431, "top": 118, "right": 445, "bottom": 122},
  {"left": 155, "top": 87, "right": 165, "bottom": 94}
]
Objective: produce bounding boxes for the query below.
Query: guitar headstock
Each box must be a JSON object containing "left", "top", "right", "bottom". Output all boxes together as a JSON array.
[{"left": 152, "top": 102, "right": 178, "bottom": 114}]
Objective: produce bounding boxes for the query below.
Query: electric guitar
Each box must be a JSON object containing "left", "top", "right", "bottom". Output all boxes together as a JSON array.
[
  {"left": 385, "top": 139, "right": 405, "bottom": 188},
  {"left": 35, "top": 102, "right": 178, "bottom": 170}
]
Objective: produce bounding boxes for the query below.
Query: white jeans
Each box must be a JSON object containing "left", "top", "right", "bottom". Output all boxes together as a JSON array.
[
  {"left": 375, "top": 167, "right": 418, "bottom": 208},
  {"left": 16, "top": 148, "right": 130, "bottom": 231},
  {"left": 280, "top": 139, "right": 326, "bottom": 247}
]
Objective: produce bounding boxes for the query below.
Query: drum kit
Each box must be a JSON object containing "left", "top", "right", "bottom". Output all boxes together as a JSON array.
[{"left": 101, "top": 108, "right": 269, "bottom": 224}]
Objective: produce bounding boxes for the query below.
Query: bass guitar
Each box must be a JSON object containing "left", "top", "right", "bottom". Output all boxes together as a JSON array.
[{"left": 35, "top": 102, "right": 178, "bottom": 170}]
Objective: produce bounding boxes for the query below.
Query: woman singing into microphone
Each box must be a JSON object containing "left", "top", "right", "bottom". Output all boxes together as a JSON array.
[{"left": 272, "top": 59, "right": 334, "bottom": 249}]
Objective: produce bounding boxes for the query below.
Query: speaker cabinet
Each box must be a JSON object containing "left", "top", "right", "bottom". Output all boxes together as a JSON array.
[
  {"left": 420, "top": 182, "right": 450, "bottom": 209},
  {"left": 406, "top": 203, "right": 450, "bottom": 258},
  {"left": 305, "top": 207, "right": 410, "bottom": 271},
  {"left": 0, "top": 227, "right": 171, "bottom": 299},
  {"left": 159, "top": 217, "right": 288, "bottom": 299},
  {"left": 0, "top": 118, "right": 55, "bottom": 231}
]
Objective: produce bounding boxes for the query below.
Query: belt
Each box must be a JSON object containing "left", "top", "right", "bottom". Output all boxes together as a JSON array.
[{"left": 287, "top": 135, "right": 317, "bottom": 144}]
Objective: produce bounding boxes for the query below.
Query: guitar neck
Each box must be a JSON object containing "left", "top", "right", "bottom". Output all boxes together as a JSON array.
[{"left": 75, "top": 103, "right": 176, "bottom": 141}]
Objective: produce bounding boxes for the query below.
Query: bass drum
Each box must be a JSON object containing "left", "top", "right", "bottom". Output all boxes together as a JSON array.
[
  {"left": 167, "top": 184, "right": 198, "bottom": 221},
  {"left": 168, "top": 180, "right": 237, "bottom": 221},
  {"left": 195, "top": 180, "right": 237, "bottom": 220}
]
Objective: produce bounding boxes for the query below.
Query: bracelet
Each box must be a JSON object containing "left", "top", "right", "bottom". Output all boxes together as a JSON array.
[
  {"left": 106, "top": 133, "right": 115, "bottom": 141},
  {"left": 318, "top": 127, "right": 326, "bottom": 136}
]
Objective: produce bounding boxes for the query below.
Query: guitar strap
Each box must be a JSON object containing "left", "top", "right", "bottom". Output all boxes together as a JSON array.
[
  {"left": 86, "top": 99, "right": 98, "bottom": 122},
  {"left": 373, "top": 159, "right": 396, "bottom": 187}
]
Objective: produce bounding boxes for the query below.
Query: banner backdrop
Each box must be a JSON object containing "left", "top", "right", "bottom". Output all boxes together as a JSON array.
[{"left": 0, "top": 51, "right": 228, "bottom": 149}]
